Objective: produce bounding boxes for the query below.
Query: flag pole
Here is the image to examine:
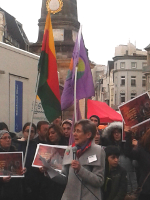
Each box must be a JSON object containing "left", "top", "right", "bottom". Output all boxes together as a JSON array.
[
  {"left": 74, "top": 67, "right": 78, "bottom": 122},
  {"left": 74, "top": 25, "right": 82, "bottom": 122},
  {"left": 23, "top": 71, "right": 40, "bottom": 166}
]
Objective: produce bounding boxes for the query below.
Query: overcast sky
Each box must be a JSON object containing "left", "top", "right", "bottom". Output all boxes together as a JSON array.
[{"left": 1, "top": 0, "right": 150, "bottom": 65}]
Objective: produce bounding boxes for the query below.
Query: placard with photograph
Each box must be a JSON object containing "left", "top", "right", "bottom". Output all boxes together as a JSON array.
[
  {"left": 32, "top": 144, "right": 67, "bottom": 171},
  {"left": 119, "top": 92, "right": 150, "bottom": 127},
  {"left": 131, "top": 119, "right": 150, "bottom": 139},
  {"left": 0, "top": 152, "right": 24, "bottom": 177}
]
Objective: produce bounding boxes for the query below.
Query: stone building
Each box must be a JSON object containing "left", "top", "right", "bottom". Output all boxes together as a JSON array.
[
  {"left": 104, "top": 61, "right": 114, "bottom": 107},
  {"left": 113, "top": 42, "right": 147, "bottom": 108},
  {"left": 143, "top": 44, "right": 150, "bottom": 91},
  {"left": 0, "top": 8, "right": 29, "bottom": 50},
  {"left": 92, "top": 64, "right": 107, "bottom": 101}
]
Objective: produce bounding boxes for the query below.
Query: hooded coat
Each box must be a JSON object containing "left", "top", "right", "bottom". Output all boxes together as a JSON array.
[{"left": 101, "top": 122, "right": 137, "bottom": 193}]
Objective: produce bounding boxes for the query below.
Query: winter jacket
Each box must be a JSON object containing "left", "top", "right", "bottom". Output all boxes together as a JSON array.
[
  {"left": 51, "top": 141, "right": 105, "bottom": 200},
  {"left": 101, "top": 122, "right": 137, "bottom": 192},
  {"left": 124, "top": 133, "right": 150, "bottom": 195},
  {"left": 0, "top": 145, "right": 23, "bottom": 200},
  {"left": 103, "top": 164, "right": 127, "bottom": 200},
  {"left": 33, "top": 136, "right": 47, "bottom": 144}
]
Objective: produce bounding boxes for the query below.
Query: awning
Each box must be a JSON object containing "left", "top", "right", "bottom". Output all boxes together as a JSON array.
[{"left": 87, "top": 99, "right": 122, "bottom": 123}]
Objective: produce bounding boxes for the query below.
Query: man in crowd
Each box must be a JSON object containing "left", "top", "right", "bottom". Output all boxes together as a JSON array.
[
  {"left": 90, "top": 115, "right": 100, "bottom": 127},
  {"left": 62, "top": 119, "right": 72, "bottom": 145},
  {"left": 90, "top": 115, "right": 103, "bottom": 144},
  {"left": 34, "top": 121, "right": 49, "bottom": 144}
]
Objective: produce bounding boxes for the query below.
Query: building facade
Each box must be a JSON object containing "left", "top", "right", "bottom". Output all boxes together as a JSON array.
[
  {"left": 0, "top": 8, "right": 29, "bottom": 51},
  {"left": 113, "top": 42, "right": 147, "bottom": 108},
  {"left": 143, "top": 44, "right": 150, "bottom": 91},
  {"left": 92, "top": 64, "right": 107, "bottom": 101}
]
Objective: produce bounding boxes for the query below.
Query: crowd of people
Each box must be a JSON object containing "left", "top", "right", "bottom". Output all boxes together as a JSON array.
[{"left": 0, "top": 115, "right": 150, "bottom": 200}]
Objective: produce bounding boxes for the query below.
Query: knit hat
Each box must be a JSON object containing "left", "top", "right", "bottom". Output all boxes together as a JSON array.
[
  {"left": 104, "top": 145, "right": 120, "bottom": 158},
  {"left": 89, "top": 115, "right": 100, "bottom": 126},
  {"left": 0, "top": 130, "right": 10, "bottom": 139}
]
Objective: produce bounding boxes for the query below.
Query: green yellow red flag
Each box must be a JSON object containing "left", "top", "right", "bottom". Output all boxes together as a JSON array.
[{"left": 37, "top": 11, "right": 61, "bottom": 122}]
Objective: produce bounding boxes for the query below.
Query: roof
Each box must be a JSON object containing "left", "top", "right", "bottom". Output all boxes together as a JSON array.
[
  {"left": 145, "top": 44, "right": 150, "bottom": 51},
  {"left": 0, "top": 7, "right": 29, "bottom": 50}
]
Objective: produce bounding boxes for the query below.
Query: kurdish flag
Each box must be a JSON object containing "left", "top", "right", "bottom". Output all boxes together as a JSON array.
[
  {"left": 37, "top": 11, "right": 61, "bottom": 123},
  {"left": 61, "top": 28, "right": 95, "bottom": 110}
]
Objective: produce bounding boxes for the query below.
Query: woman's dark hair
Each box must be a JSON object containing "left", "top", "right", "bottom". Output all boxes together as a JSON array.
[
  {"left": 22, "top": 122, "right": 36, "bottom": 134},
  {"left": 0, "top": 122, "right": 9, "bottom": 131},
  {"left": 140, "top": 128, "right": 150, "bottom": 152},
  {"left": 47, "top": 123, "right": 63, "bottom": 141},
  {"left": 105, "top": 145, "right": 120, "bottom": 158},
  {"left": 110, "top": 128, "right": 122, "bottom": 141},
  {"left": 89, "top": 115, "right": 100, "bottom": 126},
  {"left": 74, "top": 119, "right": 97, "bottom": 140}
]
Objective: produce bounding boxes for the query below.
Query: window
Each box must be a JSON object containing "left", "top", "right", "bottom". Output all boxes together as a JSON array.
[
  {"left": 121, "top": 76, "right": 125, "bottom": 86},
  {"left": 131, "top": 93, "right": 136, "bottom": 99},
  {"left": 120, "top": 93, "right": 125, "bottom": 103},
  {"left": 142, "top": 76, "right": 146, "bottom": 87},
  {"left": 142, "top": 62, "right": 147, "bottom": 67},
  {"left": 131, "top": 62, "right": 137, "bottom": 68},
  {"left": 131, "top": 76, "right": 136, "bottom": 86},
  {"left": 120, "top": 62, "right": 125, "bottom": 69}
]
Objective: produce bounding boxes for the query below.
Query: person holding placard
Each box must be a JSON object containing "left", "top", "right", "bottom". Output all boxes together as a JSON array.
[
  {"left": 0, "top": 130, "right": 26, "bottom": 200},
  {"left": 43, "top": 119, "right": 105, "bottom": 200}
]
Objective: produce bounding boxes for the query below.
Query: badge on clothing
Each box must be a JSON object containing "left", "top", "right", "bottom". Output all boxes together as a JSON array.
[
  {"left": 66, "top": 149, "right": 70, "bottom": 155},
  {"left": 88, "top": 155, "right": 97, "bottom": 163}
]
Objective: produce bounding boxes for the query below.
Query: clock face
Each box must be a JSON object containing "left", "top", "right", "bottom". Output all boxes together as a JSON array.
[{"left": 46, "top": 0, "right": 63, "bottom": 14}]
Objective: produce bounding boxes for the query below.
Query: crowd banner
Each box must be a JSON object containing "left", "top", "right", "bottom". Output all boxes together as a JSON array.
[
  {"left": 119, "top": 92, "right": 150, "bottom": 128},
  {"left": 0, "top": 152, "right": 24, "bottom": 177},
  {"left": 32, "top": 144, "right": 67, "bottom": 171},
  {"left": 119, "top": 92, "right": 150, "bottom": 140}
]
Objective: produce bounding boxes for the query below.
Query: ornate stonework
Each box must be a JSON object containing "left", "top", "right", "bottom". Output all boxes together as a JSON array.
[{"left": 46, "top": 0, "right": 63, "bottom": 14}]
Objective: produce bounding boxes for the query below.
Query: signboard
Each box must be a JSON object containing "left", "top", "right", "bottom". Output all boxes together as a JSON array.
[{"left": 15, "top": 81, "right": 23, "bottom": 132}]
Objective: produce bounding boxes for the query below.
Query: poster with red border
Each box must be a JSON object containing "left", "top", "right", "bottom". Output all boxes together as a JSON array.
[
  {"left": 131, "top": 118, "right": 150, "bottom": 138},
  {"left": 32, "top": 144, "right": 67, "bottom": 170},
  {"left": 0, "top": 152, "right": 24, "bottom": 177},
  {"left": 119, "top": 92, "right": 150, "bottom": 128}
]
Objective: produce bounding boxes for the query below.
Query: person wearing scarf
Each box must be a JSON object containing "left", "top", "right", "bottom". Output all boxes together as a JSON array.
[
  {"left": 45, "top": 119, "right": 105, "bottom": 200},
  {"left": 0, "top": 130, "right": 25, "bottom": 200}
]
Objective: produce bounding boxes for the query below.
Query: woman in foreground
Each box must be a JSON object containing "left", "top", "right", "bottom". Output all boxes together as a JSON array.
[{"left": 44, "top": 119, "right": 105, "bottom": 200}]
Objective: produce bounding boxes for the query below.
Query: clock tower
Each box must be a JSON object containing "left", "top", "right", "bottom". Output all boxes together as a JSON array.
[
  {"left": 30, "top": 0, "right": 80, "bottom": 56},
  {"left": 30, "top": 0, "right": 80, "bottom": 86}
]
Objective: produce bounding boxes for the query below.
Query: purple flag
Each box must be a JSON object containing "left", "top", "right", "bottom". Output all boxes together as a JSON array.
[{"left": 61, "top": 32, "right": 95, "bottom": 110}]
